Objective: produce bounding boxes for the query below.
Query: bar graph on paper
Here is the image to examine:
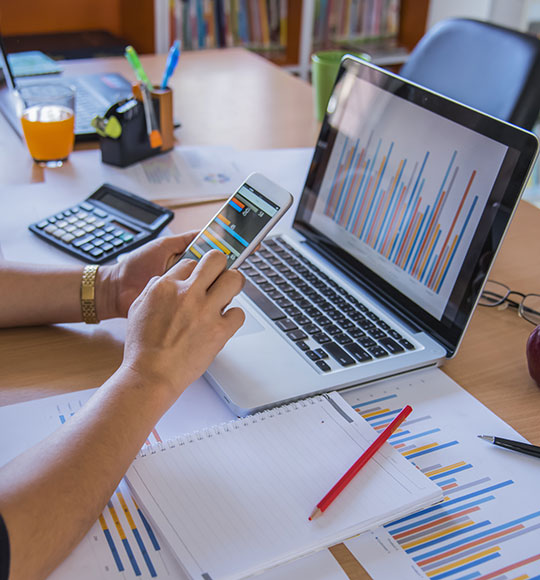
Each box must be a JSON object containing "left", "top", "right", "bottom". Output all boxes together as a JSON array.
[
  {"left": 342, "top": 371, "right": 540, "bottom": 580},
  {"left": 53, "top": 399, "right": 181, "bottom": 579}
]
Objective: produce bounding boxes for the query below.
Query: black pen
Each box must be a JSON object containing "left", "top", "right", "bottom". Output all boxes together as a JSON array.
[{"left": 478, "top": 435, "right": 540, "bottom": 459}]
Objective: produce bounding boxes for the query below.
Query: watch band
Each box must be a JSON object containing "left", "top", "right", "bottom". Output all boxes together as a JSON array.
[{"left": 81, "top": 264, "right": 99, "bottom": 324}]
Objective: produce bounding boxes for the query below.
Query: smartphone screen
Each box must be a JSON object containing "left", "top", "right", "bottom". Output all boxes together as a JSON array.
[{"left": 183, "top": 182, "right": 281, "bottom": 268}]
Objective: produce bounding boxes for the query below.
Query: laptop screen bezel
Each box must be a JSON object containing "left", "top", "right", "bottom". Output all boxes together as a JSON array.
[
  {"left": 0, "top": 33, "right": 17, "bottom": 90},
  {"left": 293, "top": 56, "right": 538, "bottom": 356},
  {"left": 0, "top": 33, "right": 26, "bottom": 138}
]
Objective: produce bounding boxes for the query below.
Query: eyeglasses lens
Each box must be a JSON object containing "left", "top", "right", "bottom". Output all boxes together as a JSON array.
[
  {"left": 521, "top": 294, "right": 540, "bottom": 326},
  {"left": 479, "top": 281, "right": 509, "bottom": 307}
]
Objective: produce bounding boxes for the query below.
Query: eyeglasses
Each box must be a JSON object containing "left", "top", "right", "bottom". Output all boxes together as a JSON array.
[{"left": 478, "top": 280, "right": 540, "bottom": 326}]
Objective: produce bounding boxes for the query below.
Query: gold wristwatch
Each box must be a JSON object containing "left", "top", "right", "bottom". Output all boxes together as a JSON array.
[{"left": 81, "top": 264, "right": 99, "bottom": 324}]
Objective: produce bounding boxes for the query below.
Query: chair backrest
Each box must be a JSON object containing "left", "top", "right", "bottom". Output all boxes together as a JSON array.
[{"left": 399, "top": 18, "right": 540, "bottom": 130}]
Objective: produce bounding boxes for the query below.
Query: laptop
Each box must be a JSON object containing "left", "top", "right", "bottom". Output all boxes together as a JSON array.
[
  {"left": 205, "top": 55, "right": 539, "bottom": 416},
  {"left": 0, "top": 33, "right": 132, "bottom": 141}
]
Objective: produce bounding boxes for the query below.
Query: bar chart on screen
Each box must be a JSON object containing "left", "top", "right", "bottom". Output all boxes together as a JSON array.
[
  {"left": 183, "top": 185, "right": 278, "bottom": 268},
  {"left": 310, "top": 74, "right": 509, "bottom": 320},
  {"left": 322, "top": 135, "right": 479, "bottom": 297},
  {"left": 342, "top": 369, "right": 540, "bottom": 580}
]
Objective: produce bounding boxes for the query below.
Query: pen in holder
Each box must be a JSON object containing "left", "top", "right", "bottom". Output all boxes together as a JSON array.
[{"left": 95, "top": 83, "right": 174, "bottom": 168}]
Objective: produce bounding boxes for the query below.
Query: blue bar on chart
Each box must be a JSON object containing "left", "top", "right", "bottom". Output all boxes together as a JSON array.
[{"left": 107, "top": 500, "right": 142, "bottom": 576}]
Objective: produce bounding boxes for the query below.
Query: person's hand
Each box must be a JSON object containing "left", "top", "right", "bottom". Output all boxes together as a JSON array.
[
  {"left": 97, "top": 232, "right": 197, "bottom": 320},
  {"left": 121, "top": 250, "right": 245, "bottom": 396}
]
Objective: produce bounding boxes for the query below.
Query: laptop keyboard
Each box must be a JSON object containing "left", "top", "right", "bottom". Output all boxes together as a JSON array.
[
  {"left": 69, "top": 80, "right": 105, "bottom": 133},
  {"left": 239, "top": 237, "right": 416, "bottom": 373}
]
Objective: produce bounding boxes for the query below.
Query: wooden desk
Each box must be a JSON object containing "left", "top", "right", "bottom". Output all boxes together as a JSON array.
[
  {"left": 0, "top": 48, "right": 320, "bottom": 185},
  {"left": 1, "top": 48, "right": 540, "bottom": 579}
]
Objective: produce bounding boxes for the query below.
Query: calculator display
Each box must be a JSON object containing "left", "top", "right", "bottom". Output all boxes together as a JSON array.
[{"left": 99, "top": 191, "right": 158, "bottom": 224}]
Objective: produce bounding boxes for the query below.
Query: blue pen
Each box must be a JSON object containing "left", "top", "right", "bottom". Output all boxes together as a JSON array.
[{"left": 161, "top": 40, "right": 181, "bottom": 89}]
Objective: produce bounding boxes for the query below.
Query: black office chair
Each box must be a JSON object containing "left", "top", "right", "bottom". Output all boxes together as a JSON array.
[{"left": 399, "top": 18, "right": 540, "bottom": 130}]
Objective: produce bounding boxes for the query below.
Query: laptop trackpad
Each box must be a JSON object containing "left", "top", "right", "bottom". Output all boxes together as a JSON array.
[{"left": 235, "top": 311, "right": 265, "bottom": 336}]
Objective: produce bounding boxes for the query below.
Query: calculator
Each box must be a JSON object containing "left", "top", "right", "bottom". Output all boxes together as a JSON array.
[{"left": 29, "top": 184, "right": 174, "bottom": 264}]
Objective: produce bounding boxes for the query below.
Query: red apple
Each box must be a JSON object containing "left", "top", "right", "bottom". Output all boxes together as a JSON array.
[{"left": 526, "top": 324, "right": 540, "bottom": 386}]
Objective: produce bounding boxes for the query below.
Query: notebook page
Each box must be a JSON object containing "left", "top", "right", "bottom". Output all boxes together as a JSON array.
[{"left": 126, "top": 392, "right": 442, "bottom": 580}]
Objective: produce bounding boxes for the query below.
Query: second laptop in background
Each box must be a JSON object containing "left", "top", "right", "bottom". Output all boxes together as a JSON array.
[{"left": 0, "top": 32, "right": 132, "bottom": 141}]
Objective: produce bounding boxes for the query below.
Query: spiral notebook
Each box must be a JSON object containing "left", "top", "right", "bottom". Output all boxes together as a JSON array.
[{"left": 125, "top": 392, "right": 443, "bottom": 580}]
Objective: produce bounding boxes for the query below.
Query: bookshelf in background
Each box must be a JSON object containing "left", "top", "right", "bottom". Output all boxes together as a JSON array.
[
  {"left": 299, "top": 0, "right": 429, "bottom": 76},
  {"left": 311, "top": 0, "right": 402, "bottom": 59},
  {"left": 160, "top": 0, "right": 429, "bottom": 75},
  {"left": 0, "top": 0, "right": 155, "bottom": 57},
  {"left": 168, "top": 0, "right": 302, "bottom": 66}
]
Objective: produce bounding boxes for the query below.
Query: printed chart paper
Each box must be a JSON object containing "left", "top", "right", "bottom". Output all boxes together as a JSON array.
[{"left": 342, "top": 368, "right": 540, "bottom": 580}]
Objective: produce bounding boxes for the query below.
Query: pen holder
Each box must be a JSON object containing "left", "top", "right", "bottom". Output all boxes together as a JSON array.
[
  {"left": 151, "top": 86, "right": 174, "bottom": 151},
  {"left": 98, "top": 85, "right": 174, "bottom": 168}
]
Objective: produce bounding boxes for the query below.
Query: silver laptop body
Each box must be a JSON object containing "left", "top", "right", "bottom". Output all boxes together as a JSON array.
[{"left": 211, "top": 57, "right": 538, "bottom": 416}]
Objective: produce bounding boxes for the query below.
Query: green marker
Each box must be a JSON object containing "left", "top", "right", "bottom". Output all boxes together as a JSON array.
[{"left": 125, "top": 45, "right": 153, "bottom": 90}]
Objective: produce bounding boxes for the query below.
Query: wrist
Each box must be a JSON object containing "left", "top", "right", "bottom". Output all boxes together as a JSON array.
[
  {"left": 94, "top": 265, "right": 119, "bottom": 320},
  {"left": 116, "top": 360, "right": 189, "bottom": 410}
]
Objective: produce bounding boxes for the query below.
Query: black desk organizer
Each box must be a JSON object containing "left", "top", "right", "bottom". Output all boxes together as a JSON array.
[{"left": 99, "top": 87, "right": 174, "bottom": 168}]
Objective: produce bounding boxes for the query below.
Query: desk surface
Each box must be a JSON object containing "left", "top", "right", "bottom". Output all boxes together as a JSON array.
[
  {"left": 1, "top": 48, "right": 540, "bottom": 580},
  {"left": 0, "top": 48, "right": 321, "bottom": 184}
]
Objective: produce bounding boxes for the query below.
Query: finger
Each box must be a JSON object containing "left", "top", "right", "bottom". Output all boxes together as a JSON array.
[
  {"left": 164, "top": 257, "right": 198, "bottom": 281},
  {"left": 207, "top": 269, "right": 245, "bottom": 309},
  {"left": 190, "top": 250, "right": 228, "bottom": 290}
]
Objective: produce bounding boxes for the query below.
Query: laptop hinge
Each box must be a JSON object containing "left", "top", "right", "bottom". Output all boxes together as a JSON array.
[{"left": 337, "top": 362, "right": 442, "bottom": 395}]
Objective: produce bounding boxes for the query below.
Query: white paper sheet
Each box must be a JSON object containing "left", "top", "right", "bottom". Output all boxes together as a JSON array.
[
  {"left": 341, "top": 368, "right": 540, "bottom": 580},
  {"left": 0, "top": 182, "right": 95, "bottom": 264},
  {"left": 229, "top": 147, "right": 314, "bottom": 202},
  {"left": 40, "top": 146, "right": 245, "bottom": 203}
]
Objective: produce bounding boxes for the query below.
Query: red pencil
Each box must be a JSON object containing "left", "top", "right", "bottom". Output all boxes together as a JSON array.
[{"left": 309, "top": 404, "right": 413, "bottom": 520}]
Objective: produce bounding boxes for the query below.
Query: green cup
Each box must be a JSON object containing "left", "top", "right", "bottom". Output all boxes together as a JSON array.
[{"left": 311, "top": 51, "right": 370, "bottom": 122}]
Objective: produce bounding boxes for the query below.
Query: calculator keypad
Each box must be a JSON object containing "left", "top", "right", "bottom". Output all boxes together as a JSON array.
[{"left": 35, "top": 203, "right": 137, "bottom": 260}]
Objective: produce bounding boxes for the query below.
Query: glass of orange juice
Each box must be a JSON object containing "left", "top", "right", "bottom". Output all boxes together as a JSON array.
[{"left": 19, "top": 83, "right": 75, "bottom": 168}]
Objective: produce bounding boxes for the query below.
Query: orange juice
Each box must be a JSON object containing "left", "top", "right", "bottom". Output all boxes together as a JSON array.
[{"left": 21, "top": 105, "right": 74, "bottom": 163}]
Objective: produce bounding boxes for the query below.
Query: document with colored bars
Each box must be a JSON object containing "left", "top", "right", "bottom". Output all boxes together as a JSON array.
[
  {"left": 1, "top": 368, "right": 539, "bottom": 579},
  {"left": 341, "top": 369, "right": 540, "bottom": 580}
]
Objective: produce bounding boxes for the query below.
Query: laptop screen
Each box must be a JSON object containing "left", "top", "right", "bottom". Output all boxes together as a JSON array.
[{"left": 294, "top": 56, "right": 538, "bottom": 355}]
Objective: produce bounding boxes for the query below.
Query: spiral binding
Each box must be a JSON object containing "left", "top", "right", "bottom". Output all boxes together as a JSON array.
[{"left": 137, "top": 394, "right": 326, "bottom": 459}]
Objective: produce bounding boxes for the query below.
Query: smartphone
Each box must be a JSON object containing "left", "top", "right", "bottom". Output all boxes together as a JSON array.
[{"left": 180, "top": 172, "right": 293, "bottom": 269}]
